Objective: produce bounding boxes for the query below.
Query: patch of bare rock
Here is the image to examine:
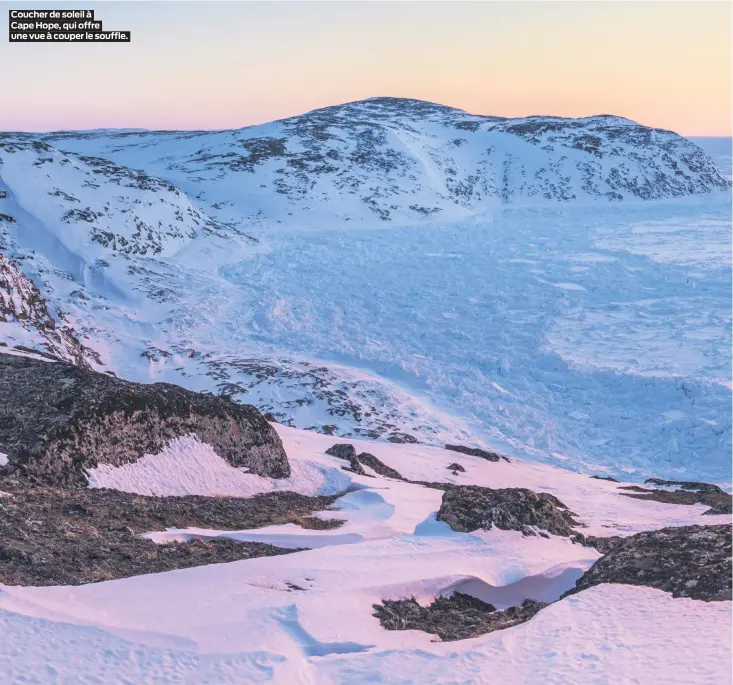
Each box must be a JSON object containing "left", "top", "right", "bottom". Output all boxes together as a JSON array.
[
  {"left": 0, "top": 352, "right": 348, "bottom": 585},
  {"left": 445, "top": 444, "right": 510, "bottom": 463},
  {"left": 325, "top": 443, "right": 404, "bottom": 480},
  {"left": 0, "top": 484, "right": 342, "bottom": 586},
  {"left": 436, "top": 484, "right": 581, "bottom": 537},
  {"left": 564, "top": 523, "right": 732, "bottom": 602},
  {"left": 619, "top": 478, "right": 732, "bottom": 515},
  {"left": 373, "top": 593, "right": 546, "bottom": 641}
]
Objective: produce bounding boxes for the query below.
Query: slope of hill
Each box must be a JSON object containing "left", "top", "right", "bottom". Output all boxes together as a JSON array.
[
  {"left": 33, "top": 97, "right": 731, "bottom": 230},
  {"left": 0, "top": 423, "right": 730, "bottom": 684},
  {"left": 0, "top": 99, "right": 730, "bottom": 482}
]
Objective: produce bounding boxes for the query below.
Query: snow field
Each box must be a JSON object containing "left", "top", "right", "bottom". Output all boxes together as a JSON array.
[{"left": 1, "top": 425, "right": 731, "bottom": 684}]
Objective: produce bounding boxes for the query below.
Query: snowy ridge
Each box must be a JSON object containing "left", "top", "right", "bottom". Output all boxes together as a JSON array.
[
  {"left": 0, "top": 253, "right": 97, "bottom": 367},
  {"left": 29, "top": 97, "right": 731, "bottom": 230},
  {"left": 0, "top": 136, "right": 227, "bottom": 258}
]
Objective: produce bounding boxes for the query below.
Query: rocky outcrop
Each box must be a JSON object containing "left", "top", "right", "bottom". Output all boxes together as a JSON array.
[
  {"left": 324, "top": 444, "right": 404, "bottom": 479},
  {"left": 0, "top": 254, "right": 97, "bottom": 367},
  {"left": 445, "top": 444, "right": 510, "bottom": 463},
  {"left": 0, "top": 353, "right": 290, "bottom": 486},
  {"left": 325, "top": 443, "right": 357, "bottom": 460},
  {"left": 0, "top": 485, "right": 340, "bottom": 585},
  {"left": 565, "top": 524, "right": 732, "bottom": 602},
  {"left": 355, "top": 452, "right": 403, "bottom": 480},
  {"left": 619, "top": 479, "right": 732, "bottom": 515},
  {"left": 571, "top": 532, "right": 623, "bottom": 555},
  {"left": 373, "top": 592, "right": 546, "bottom": 642},
  {"left": 447, "top": 463, "right": 466, "bottom": 473},
  {"left": 324, "top": 443, "right": 365, "bottom": 474},
  {"left": 436, "top": 485, "right": 580, "bottom": 536}
]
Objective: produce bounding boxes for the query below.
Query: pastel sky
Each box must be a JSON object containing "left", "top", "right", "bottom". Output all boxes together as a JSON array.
[{"left": 2, "top": 1, "right": 731, "bottom": 135}]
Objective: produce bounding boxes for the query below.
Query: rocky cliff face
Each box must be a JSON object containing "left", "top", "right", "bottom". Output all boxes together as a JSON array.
[
  {"left": 0, "top": 353, "right": 291, "bottom": 486},
  {"left": 0, "top": 254, "right": 96, "bottom": 367}
]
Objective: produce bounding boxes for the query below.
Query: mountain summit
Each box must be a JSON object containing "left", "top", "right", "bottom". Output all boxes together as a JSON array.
[{"left": 8, "top": 97, "right": 728, "bottom": 231}]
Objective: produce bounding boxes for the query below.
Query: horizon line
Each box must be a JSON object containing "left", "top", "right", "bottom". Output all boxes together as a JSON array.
[{"left": 3, "top": 96, "right": 731, "bottom": 138}]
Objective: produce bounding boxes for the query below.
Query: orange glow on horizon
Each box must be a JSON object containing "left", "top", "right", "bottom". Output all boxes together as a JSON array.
[{"left": 1, "top": 1, "right": 730, "bottom": 136}]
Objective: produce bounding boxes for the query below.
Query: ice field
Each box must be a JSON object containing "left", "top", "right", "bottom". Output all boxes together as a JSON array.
[{"left": 216, "top": 196, "right": 731, "bottom": 481}]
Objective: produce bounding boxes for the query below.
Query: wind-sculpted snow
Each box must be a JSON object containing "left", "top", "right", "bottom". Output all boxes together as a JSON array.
[{"left": 1, "top": 427, "right": 731, "bottom": 684}]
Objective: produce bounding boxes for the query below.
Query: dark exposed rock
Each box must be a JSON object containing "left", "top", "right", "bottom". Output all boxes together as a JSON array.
[
  {"left": 325, "top": 443, "right": 358, "bottom": 461},
  {"left": 436, "top": 485, "right": 580, "bottom": 536},
  {"left": 387, "top": 432, "right": 418, "bottom": 444},
  {"left": 401, "top": 480, "right": 453, "bottom": 491},
  {"left": 324, "top": 443, "right": 367, "bottom": 475},
  {"left": 571, "top": 532, "right": 623, "bottom": 555},
  {"left": 445, "top": 444, "right": 510, "bottom": 463},
  {"left": 373, "top": 592, "right": 546, "bottom": 642},
  {"left": 0, "top": 536, "right": 295, "bottom": 587},
  {"left": 0, "top": 485, "right": 342, "bottom": 586},
  {"left": 447, "top": 463, "right": 466, "bottom": 473},
  {"left": 565, "top": 524, "right": 732, "bottom": 602},
  {"left": 590, "top": 475, "right": 619, "bottom": 482},
  {"left": 619, "top": 479, "right": 732, "bottom": 515},
  {"left": 325, "top": 446, "right": 403, "bottom": 480},
  {"left": 0, "top": 353, "right": 290, "bottom": 486},
  {"left": 343, "top": 455, "right": 367, "bottom": 476},
  {"left": 356, "top": 452, "right": 404, "bottom": 480}
]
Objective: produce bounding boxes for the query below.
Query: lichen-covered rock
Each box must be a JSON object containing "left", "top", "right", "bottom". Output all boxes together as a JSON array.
[
  {"left": 445, "top": 444, "right": 509, "bottom": 462},
  {"left": 0, "top": 484, "right": 340, "bottom": 585},
  {"left": 436, "top": 485, "right": 580, "bottom": 536},
  {"left": 356, "top": 452, "right": 403, "bottom": 480},
  {"left": 620, "top": 479, "right": 732, "bottom": 515},
  {"left": 386, "top": 432, "right": 418, "bottom": 444},
  {"left": 344, "top": 455, "right": 367, "bottom": 476},
  {"left": 565, "top": 524, "right": 732, "bottom": 602},
  {"left": 0, "top": 353, "right": 290, "bottom": 486},
  {"left": 373, "top": 592, "right": 546, "bottom": 642},
  {"left": 571, "top": 532, "right": 623, "bottom": 555},
  {"left": 325, "top": 443, "right": 357, "bottom": 461},
  {"left": 324, "top": 443, "right": 366, "bottom": 474}
]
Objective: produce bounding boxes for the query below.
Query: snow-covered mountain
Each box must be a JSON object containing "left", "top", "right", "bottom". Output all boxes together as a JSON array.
[
  {"left": 0, "top": 136, "right": 232, "bottom": 257},
  {"left": 0, "top": 99, "right": 731, "bottom": 685},
  {"left": 28, "top": 97, "right": 731, "bottom": 229},
  {"left": 0, "top": 99, "right": 730, "bottom": 481}
]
